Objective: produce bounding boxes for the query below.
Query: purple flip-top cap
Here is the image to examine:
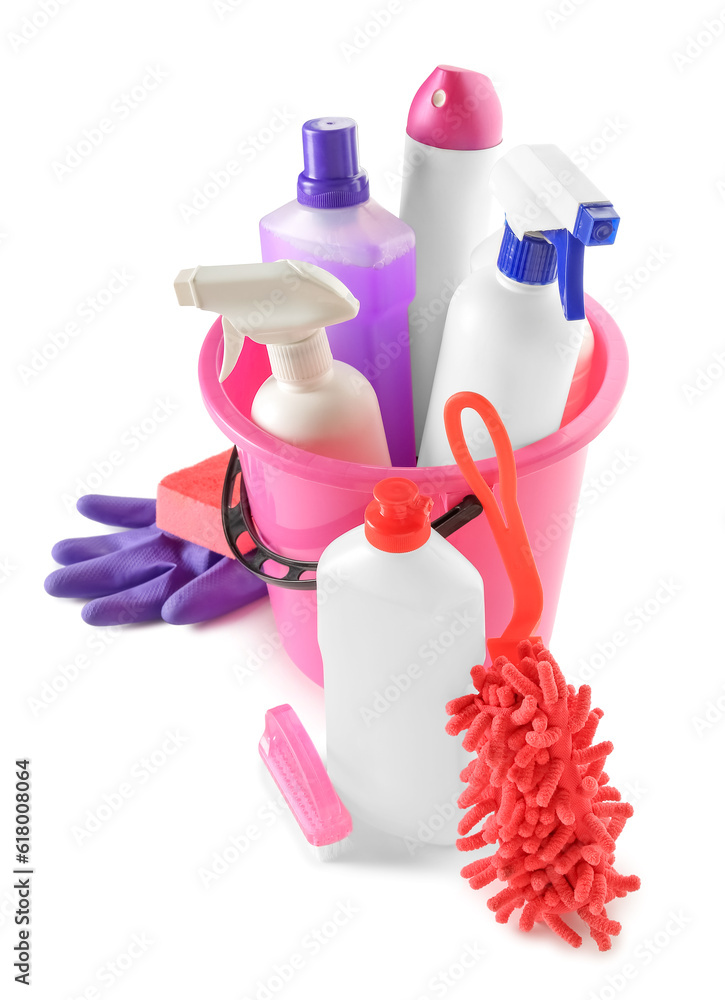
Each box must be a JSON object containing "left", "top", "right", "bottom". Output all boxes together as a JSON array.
[{"left": 297, "top": 117, "right": 370, "bottom": 209}]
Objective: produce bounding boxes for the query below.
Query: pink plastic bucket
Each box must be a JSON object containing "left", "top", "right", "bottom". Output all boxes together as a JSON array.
[{"left": 199, "top": 295, "right": 627, "bottom": 687}]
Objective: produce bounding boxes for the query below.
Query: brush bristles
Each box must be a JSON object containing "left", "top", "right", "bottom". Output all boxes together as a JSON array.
[
  {"left": 313, "top": 836, "right": 351, "bottom": 862},
  {"left": 446, "top": 639, "right": 640, "bottom": 950}
]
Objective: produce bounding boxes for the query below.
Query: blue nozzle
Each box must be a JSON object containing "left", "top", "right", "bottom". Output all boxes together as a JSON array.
[
  {"left": 490, "top": 145, "right": 620, "bottom": 321},
  {"left": 573, "top": 203, "right": 620, "bottom": 247},
  {"left": 498, "top": 203, "right": 620, "bottom": 321}
]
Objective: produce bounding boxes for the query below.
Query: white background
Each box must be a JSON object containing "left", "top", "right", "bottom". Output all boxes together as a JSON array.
[{"left": 2, "top": 0, "right": 722, "bottom": 997}]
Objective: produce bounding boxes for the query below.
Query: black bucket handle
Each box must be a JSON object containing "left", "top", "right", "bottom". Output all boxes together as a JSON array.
[{"left": 221, "top": 446, "right": 483, "bottom": 591}]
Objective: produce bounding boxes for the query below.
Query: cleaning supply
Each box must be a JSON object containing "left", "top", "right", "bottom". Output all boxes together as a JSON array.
[
  {"left": 399, "top": 65, "right": 503, "bottom": 447},
  {"left": 200, "top": 299, "right": 628, "bottom": 686},
  {"left": 443, "top": 391, "right": 639, "bottom": 949},
  {"left": 317, "top": 477, "right": 484, "bottom": 845},
  {"left": 418, "top": 144, "right": 620, "bottom": 466},
  {"left": 175, "top": 260, "right": 391, "bottom": 466},
  {"left": 260, "top": 118, "right": 416, "bottom": 467},
  {"left": 45, "top": 494, "right": 266, "bottom": 625},
  {"left": 259, "top": 704, "right": 352, "bottom": 861},
  {"left": 156, "top": 450, "right": 240, "bottom": 557},
  {"left": 154, "top": 449, "right": 256, "bottom": 559}
]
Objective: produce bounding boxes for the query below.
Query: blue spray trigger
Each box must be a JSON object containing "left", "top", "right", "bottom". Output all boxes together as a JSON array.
[
  {"left": 541, "top": 204, "right": 620, "bottom": 321},
  {"left": 540, "top": 229, "right": 586, "bottom": 321}
]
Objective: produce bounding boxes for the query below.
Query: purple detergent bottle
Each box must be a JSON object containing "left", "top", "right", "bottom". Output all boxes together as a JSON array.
[{"left": 260, "top": 117, "right": 417, "bottom": 467}]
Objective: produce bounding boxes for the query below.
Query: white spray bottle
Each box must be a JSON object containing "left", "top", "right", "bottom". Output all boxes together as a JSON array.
[
  {"left": 175, "top": 260, "right": 391, "bottom": 465},
  {"left": 318, "top": 476, "right": 484, "bottom": 846},
  {"left": 418, "top": 144, "right": 620, "bottom": 466},
  {"left": 399, "top": 65, "right": 503, "bottom": 448}
]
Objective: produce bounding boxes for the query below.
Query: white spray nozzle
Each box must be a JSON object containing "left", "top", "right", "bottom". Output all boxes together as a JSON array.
[
  {"left": 489, "top": 144, "right": 619, "bottom": 320},
  {"left": 174, "top": 259, "right": 359, "bottom": 381}
]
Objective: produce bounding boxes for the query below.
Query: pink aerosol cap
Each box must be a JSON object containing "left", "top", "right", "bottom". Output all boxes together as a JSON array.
[{"left": 406, "top": 65, "right": 502, "bottom": 151}]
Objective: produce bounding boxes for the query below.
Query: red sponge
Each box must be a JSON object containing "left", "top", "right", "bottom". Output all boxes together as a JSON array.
[
  {"left": 446, "top": 639, "right": 640, "bottom": 950},
  {"left": 156, "top": 450, "right": 253, "bottom": 558}
]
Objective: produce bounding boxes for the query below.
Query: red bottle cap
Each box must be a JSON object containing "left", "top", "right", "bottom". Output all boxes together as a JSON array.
[
  {"left": 406, "top": 65, "right": 503, "bottom": 151},
  {"left": 365, "top": 478, "right": 434, "bottom": 553}
]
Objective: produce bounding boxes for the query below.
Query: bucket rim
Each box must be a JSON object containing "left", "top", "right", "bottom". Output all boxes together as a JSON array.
[{"left": 198, "top": 294, "right": 628, "bottom": 494}]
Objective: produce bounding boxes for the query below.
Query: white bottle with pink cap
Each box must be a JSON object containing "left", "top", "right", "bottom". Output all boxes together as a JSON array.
[{"left": 399, "top": 65, "right": 503, "bottom": 447}]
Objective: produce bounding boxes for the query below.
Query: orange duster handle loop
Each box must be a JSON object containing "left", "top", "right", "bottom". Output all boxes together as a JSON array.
[{"left": 443, "top": 392, "right": 544, "bottom": 651}]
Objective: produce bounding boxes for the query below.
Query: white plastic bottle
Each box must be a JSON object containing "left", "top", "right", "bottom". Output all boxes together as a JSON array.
[
  {"left": 399, "top": 65, "right": 503, "bottom": 447},
  {"left": 561, "top": 322, "right": 595, "bottom": 427},
  {"left": 418, "top": 144, "right": 620, "bottom": 466},
  {"left": 318, "top": 477, "right": 484, "bottom": 845},
  {"left": 174, "top": 260, "right": 391, "bottom": 465}
]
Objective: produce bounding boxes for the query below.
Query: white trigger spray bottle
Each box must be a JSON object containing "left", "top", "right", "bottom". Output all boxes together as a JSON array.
[
  {"left": 418, "top": 144, "right": 620, "bottom": 466},
  {"left": 175, "top": 260, "right": 391, "bottom": 465}
]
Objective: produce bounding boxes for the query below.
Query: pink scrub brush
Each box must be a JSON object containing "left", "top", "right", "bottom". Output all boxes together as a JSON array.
[
  {"left": 443, "top": 392, "right": 640, "bottom": 950},
  {"left": 259, "top": 704, "right": 352, "bottom": 861}
]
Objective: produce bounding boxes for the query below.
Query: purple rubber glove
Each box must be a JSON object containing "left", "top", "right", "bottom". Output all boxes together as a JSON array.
[{"left": 45, "top": 494, "right": 267, "bottom": 625}]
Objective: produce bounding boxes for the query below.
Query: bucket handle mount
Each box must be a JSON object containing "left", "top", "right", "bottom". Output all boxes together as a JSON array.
[{"left": 221, "top": 446, "right": 483, "bottom": 591}]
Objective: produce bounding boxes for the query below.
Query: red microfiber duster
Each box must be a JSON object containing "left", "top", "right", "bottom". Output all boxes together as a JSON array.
[{"left": 443, "top": 393, "right": 640, "bottom": 951}]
